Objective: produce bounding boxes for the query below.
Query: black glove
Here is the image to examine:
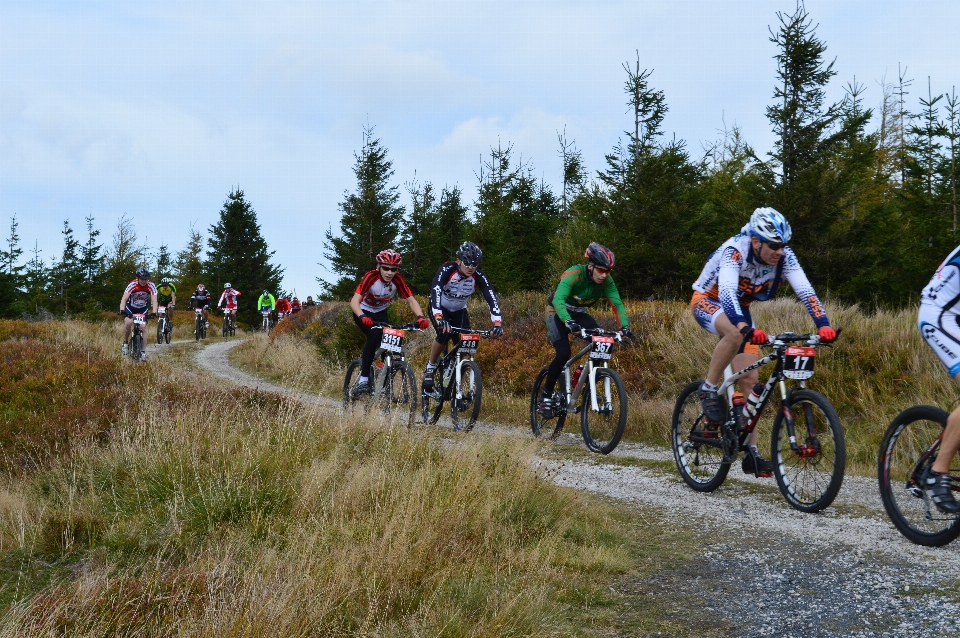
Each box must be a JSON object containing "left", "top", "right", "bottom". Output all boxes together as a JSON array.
[
  {"left": 620, "top": 327, "right": 634, "bottom": 340},
  {"left": 434, "top": 316, "right": 450, "bottom": 332},
  {"left": 565, "top": 319, "right": 582, "bottom": 333},
  {"left": 491, "top": 325, "right": 503, "bottom": 337}
]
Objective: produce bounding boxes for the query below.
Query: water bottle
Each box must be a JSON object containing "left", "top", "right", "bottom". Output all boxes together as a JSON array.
[
  {"left": 571, "top": 364, "right": 584, "bottom": 387},
  {"left": 742, "top": 383, "right": 764, "bottom": 422}
]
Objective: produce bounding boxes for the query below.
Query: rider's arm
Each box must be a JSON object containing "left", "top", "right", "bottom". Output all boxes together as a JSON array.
[
  {"left": 550, "top": 265, "right": 583, "bottom": 323},
  {"left": 429, "top": 262, "right": 456, "bottom": 318},
  {"left": 781, "top": 249, "right": 830, "bottom": 328},
  {"left": 391, "top": 274, "right": 423, "bottom": 316},
  {"left": 218, "top": 291, "right": 226, "bottom": 308},
  {"left": 350, "top": 293, "right": 364, "bottom": 317},
  {"left": 473, "top": 269, "right": 502, "bottom": 324},
  {"left": 602, "top": 275, "right": 629, "bottom": 329},
  {"left": 269, "top": 294, "right": 276, "bottom": 310},
  {"left": 119, "top": 289, "right": 131, "bottom": 311},
  {"left": 717, "top": 246, "right": 750, "bottom": 329},
  {"left": 151, "top": 293, "right": 159, "bottom": 314}
]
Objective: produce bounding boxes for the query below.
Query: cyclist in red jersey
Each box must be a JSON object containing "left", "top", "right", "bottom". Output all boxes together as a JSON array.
[
  {"left": 119, "top": 268, "right": 158, "bottom": 357},
  {"left": 350, "top": 249, "right": 430, "bottom": 393}
]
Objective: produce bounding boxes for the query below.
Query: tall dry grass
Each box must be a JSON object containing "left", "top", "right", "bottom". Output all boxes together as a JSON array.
[{"left": 0, "top": 319, "right": 633, "bottom": 635}]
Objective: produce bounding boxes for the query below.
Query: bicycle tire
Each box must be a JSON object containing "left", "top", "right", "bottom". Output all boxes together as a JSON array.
[
  {"left": 222, "top": 318, "right": 229, "bottom": 338},
  {"left": 451, "top": 360, "right": 482, "bottom": 432},
  {"left": 530, "top": 366, "right": 566, "bottom": 440},
  {"left": 383, "top": 362, "right": 417, "bottom": 425},
  {"left": 195, "top": 316, "right": 201, "bottom": 341},
  {"left": 342, "top": 358, "right": 364, "bottom": 409},
  {"left": 878, "top": 405, "right": 960, "bottom": 546},
  {"left": 131, "top": 332, "right": 143, "bottom": 363},
  {"left": 156, "top": 319, "right": 164, "bottom": 345},
  {"left": 580, "top": 368, "right": 627, "bottom": 454},
  {"left": 672, "top": 380, "right": 730, "bottom": 492},
  {"left": 421, "top": 362, "right": 445, "bottom": 425},
  {"left": 164, "top": 324, "right": 171, "bottom": 344},
  {"left": 771, "top": 389, "right": 846, "bottom": 513}
]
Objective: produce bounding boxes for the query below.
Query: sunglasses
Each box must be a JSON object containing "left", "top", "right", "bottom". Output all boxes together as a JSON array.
[
  {"left": 380, "top": 266, "right": 399, "bottom": 272},
  {"left": 765, "top": 242, "right": 786, "bottom": 251},
  {"left": 593, "top": 266, "right": 610, "bottom": 275}
]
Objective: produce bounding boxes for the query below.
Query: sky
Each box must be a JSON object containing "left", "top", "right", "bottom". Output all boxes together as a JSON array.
[{"left": 2, "top": 0, "right": 959, "bottom": 298}]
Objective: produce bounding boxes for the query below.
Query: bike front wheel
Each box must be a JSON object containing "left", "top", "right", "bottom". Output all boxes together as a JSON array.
[
  {"left": 421, "top": 363, "right": 445, "bottom": 425},
  {"left": 156, "top": 319, "right": 164, "bottom": 344},
  {"left": 878, "top": 405, "right": 960, "bottom": 546},
  {"left": 580, "top": 368, "right": 627, "bottom": 454},
  {"left": 771, "top": 389, "right": 845, "bottom": 513},
  {"left": 384, "top": 362, "right": 417, "bottom": 426},
  {"left": 530, "top": 366, "right": 566, "bottom": 440},
  {"left": 131, "top": 332, "right": 144, "bottom": 362},
  {"left": 451, "top": 360, "right": 482, "bottom": 432},
  {"left": 672, "top": 380, "right": 730, "bottom": 492},
  {"left": 342, "top": 358, "right": 364, "bottom": 409}
]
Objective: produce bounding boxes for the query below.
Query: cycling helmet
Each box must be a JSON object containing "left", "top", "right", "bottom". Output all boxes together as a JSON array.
[
  {"left": 292, "top": 297, "right": 299, "bottom": 302},
  {"left": 749, "top": 207, "right": 792, "bottom": 243},
  {"left": 307, "top": 296, "right": 313, "bottom": 301},
  {"left": 376, "top": 249, "right": 402, "bottom": 267},
  {"left": 224, "top": 282, "right": 232, "bottom": 289},
  {"left": 456, "top": 241, "right": 483, "bottom": 267},
  {"left": 197, "top": 284, "right": 206, "bottom": 291},
  {"left": 135, "top": 268, "right": 150, "bottom": 280},
  {"left": 263, "top": 290, "right": 269, "bottom": 296},
  {"left": 584, "top": 242, "right": 615, "bottom": 270},
  {"left": 160, "top": 278, "right": 171, "bottom": 285}
]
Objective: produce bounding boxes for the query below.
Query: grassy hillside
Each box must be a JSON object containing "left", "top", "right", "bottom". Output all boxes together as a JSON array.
[{"left": 234, "top": 294, "right": 955, "bottom": 473}]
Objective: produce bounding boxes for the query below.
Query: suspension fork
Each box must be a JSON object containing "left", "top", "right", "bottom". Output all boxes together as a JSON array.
[{"left": 776, "top": 379, "right": 819, "bottom": 456}]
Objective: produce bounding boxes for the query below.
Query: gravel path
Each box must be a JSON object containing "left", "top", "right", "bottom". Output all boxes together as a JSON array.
[{"left": 193, "top": 339, "right": 960, "bottom": 637}]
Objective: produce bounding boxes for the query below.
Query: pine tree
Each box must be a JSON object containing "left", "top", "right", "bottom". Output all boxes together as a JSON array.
[
  {"left": 399, "top": 179, "right": 437, "bottom": 289},
  {"left": 321, "top": 126, "right": 405, "bottom": 299},
  {"left": 55, "top": 220, "right": 85, "bottom": 315},
  {"left": 154, "top": 244, "right": 174, "bottom": 283},
  {"left": 22, "top": 242, "right": 49, "bottom": 316},
  {"left": 79, "top": 214, "right": 105, "bottom": 304},
  {"left": 0, "top": 215, "right": 25, "bottom": 317},
  {"left": 102, "top": 214, "right": 148, "bottom": 307},
  {"left": 206, "top": 188, "right": 284, "bottom": 324},
  {"left": 174, "top": 224, "right": 206, "bottom": 294}
]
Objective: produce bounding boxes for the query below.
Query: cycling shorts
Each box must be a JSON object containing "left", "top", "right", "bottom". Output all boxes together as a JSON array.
[
  {"left": 690, "top": 291, "right": 760, "bottom": 356},
  {"left": 546, "top": 309, "right": 599, "bottom": 344},
  {"left": 919, "top": 301, "right": 960, "bottom": 377},
  {"left": 431, "top": 308, "right": 470, "bottom": 345}
]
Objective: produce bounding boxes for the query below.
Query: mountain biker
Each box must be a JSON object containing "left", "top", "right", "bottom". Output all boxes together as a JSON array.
[
  {"left": 258, "top": 290, "right": 276, "bottom": 324},
  {"left": 188, "top": 284, "right": 212, "bottom": 331},
  {"left": 422, "top": 241, "right": 502, "bottom": 391},
  {"left": 218, "top": 283, "right": 241, "bottom": 328},
  {"left": 157, "top": 278, "right": 177, "bottom": 322},
  {"left": 350, "top": 249, "right": 430, "bottom": 394},
  {"left": 538, "top": 242, "right": 632, "bottom": 418},
  {"left": 918, "top": 245, "right": 960, "bottom": 512},
  {"left": 276, "top": 296, "right": 291, "bottom": 318},
  {"left": 304, "top": 296, "right": 317, "bottom": 308},
  {"left": 691, "top": 207, "right": 836, "bottom": 477},
  {"left": 119, "top": 268, "right": 158, "bottom": 357},
  {"left": 291, "top": 297, "right": 302, "bottom": 314}
]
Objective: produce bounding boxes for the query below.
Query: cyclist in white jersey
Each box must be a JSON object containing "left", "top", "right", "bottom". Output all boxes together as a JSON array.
[
  {"left": 691, "top": 207, "right": 837, "bottom": 476},
  {"left": 918, "top": 245, "right": 960, "bottom": 512}
]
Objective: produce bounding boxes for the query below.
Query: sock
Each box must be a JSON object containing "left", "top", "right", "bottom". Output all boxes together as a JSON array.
[
  {"left": 701, "top": 380, "right": 718, "bottom": 392},
  {"left": 358, "top": 376, "right": 368, "bottom": 384},
  {"left": 425, "top": 363, "right": 436, "bottom": 370}
]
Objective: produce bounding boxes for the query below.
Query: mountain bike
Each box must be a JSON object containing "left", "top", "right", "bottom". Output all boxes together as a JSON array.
[
  {"left": 193, "top": 308, "right": 207, "bottom": 341},
  {"left": 156, "top": 305, "right": 173, "bottom": 344},
  {"left": 342, "top": 322, "right": 423, "bottom": 425},
  {"left": 222, "top": 308, "right": 237, "bottom": 337},
  {"left": 261, "top": 309, "right": 274, "bottom": 332},
  {"left": 530, "top": 327, "right": 628, "bottom": 454},
  {"left": 671, "top": 331, "right": 845, "bottom": 513},
  {"left": 121, "top": 310, "right": 150, "bottom": 362},
  {"left": 421, "top": 326, "right": 490, "bottom": 432},
  {"left": 878, "top": 405, "right": 960, "bottom": 546}
]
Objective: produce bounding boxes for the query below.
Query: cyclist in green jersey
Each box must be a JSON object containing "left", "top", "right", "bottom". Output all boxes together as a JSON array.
[
  {"left": 157, "top": 278, "right": 177, "bottom": 319},
  {"left": 539, "top": 242, "right": 633, "bottom": 417},
  {"left": 258, "top": 290, "right": 277, "bottom": 324}
]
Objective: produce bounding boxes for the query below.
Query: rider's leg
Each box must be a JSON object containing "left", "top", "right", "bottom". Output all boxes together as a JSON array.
[
  {"left": 732, "top": 351, "right": 761, "bottom": 446},
  {"left": 543, "top": 312, "right": 597, "bottom": 394},
  {"left": 123, "top": 316, "right": 133, "bottom": 343},
  {"left": 706, "top": 312, "right": 745, "bottom": 386},
  {"left": 931, "top": 372, "right": 960, "bottom": 474},
  {"left": 354, "top": 310, "right": 388, "bottom": 380}
]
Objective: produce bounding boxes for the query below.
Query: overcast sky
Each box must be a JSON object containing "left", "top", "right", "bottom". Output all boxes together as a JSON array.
[{"left": 2, "top": 0, "right": 959, "bottom": 298}]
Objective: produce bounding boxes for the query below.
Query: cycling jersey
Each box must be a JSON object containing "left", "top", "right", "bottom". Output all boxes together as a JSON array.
[
  {"left": 157, "top": 283, "right": 176, "bottom": 305},
  {"left": 190, "top": 290, "right": 211, "bottom": 309},
  {"left": 548, "top": 264, "right": 628, "bottom": 328},
  {"left": 429, "top": 262, "right": 501, "bottom": 322},
  {"left": 257, "top": 294, "right": 276, "bottom": 311},
  {"left": 355, "top": 269, "right": 413, "bottom": 313},
  {"left": 276, "top": 299, "right": 291, "bottom": 314},
  {"left": 123, "top": 280, "right": 157, "bottom": 312},
  {"left": 920, "top": 245, "right": 960, "bottom": 376},
  {"left": 691, "top": 225, "right": 829, "bottom": 329},
  {"left": 219, "top": 288, "right": 241, "bottom": 310},
  {"left": 291, "top": 300, "right": 302, "bottom": 313}
]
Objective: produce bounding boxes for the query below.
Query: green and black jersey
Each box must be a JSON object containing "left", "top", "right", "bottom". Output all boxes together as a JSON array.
[
  {"left": 157, "top": 283, "right": 176, "bottom": 305},
  {"left": 547, "top": 264, "right": 628, "bottom": 328}
]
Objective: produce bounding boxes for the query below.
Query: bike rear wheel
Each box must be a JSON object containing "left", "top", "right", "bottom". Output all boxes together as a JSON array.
[
  {"left": 421, "top": 362, "right": 445, "bottom": 425},
  {"left": 771, "top": 389, "right": 845, "bottom": 513},
  {"left": 531, "top": 366, "right": 566, "bottom": 440},
  {"left": 672, "top": 380, "right": 730, "bottom": 492},
  {"left": 878, "top": 405, "right": 960, "bottom": 546},
  {"left": 451, "top": 360, "right": 482, "bottom": 432},
  {"left": 580, "top": 368, "right": 627, "bottom": 454}
]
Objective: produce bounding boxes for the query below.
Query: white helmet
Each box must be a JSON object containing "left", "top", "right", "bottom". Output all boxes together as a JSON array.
[
  {"left": 749, "top": 207, "right": 792, "bottom": 243},
  {"left": 224, "top": 282, "right": 232, "bottom": 289}
]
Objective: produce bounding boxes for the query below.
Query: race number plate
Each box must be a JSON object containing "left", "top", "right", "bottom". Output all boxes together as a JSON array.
[
  {"left": 133, "top": 314, "right": 147, "bottom": 326},
  {"left": 783, "top": 346, "right": 816, "bottom": 379},
  {"left": 380, "top": 327, "right": 404, "bottom": 353},
  {"left": 262, "top": 310, "right": 270, "bottom": 316},
  {"left": 458, "top": 333, "right": 480, "bottom": 354},
  {"left": 158, "top": 307, "right": 166, "bottom": 315},
  {"left": 590, "top": 335, "right": 615, "bottom": 360}
]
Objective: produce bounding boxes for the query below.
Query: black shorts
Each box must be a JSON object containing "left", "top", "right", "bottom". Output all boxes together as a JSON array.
[
  {"left": 546, "top": 310, "right": 599, "bottom": 344},
  {"left": 431, "top": 308, "right": 470, "bottom": 345}
]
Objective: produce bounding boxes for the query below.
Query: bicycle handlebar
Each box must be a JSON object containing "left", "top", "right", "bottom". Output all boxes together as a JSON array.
[
  {"left": 759, "top": 327, "right": 843, "bottom": 347},
  {"left": 575, "top": 327, "right": 624, "bottom": 342},
  {"left": 447, "top": 325, "right": 492, "bottom": 338},
  {"left": 371, "top": 322, "right": 426, "bottom": 332}
]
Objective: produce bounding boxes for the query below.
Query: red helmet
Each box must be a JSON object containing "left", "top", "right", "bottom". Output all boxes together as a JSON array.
[
  {"left": 585, "top": 242, "right": 615, "bottom": 270},
  {"left": 376, "top": 249, "right": 402, "bottom": 267}
]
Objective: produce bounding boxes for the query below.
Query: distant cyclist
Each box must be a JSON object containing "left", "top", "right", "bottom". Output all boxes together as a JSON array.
[
  {"left": 350, "top": 249, "right": 430, "bottom": 393},
  {"left": 422, "top": 241, "right": 502, "bottom": 391},
  {"left": 218, "top": 283, "right": 241, "bottom": 323},
  {"left": 276, "top": 296, "right": 291, "bottom": 319},
  {"left": 304, "top": 296, "right": 317, "bottom": 308},
  {"left": 258, "top": 289, "right": 276, "bottom": 318},
  {"left": 291, "top": 296, "right": 302, "bottom": 314},
  {"left": 188, "top": 284, "right": 212, "bottom": 332},
  {"left": 918, "top": 245, "right": 960, "bottom": 512},
  {"left": 691, "top": 207, "right": 836, "bottom": 477},
  {"left": 538, "top": 243, "right": 632, "bottom": 418},
  {"left": 157, "top": 278, "right": 177, "bottom": 320},
  {"left": 119, "top": 268, "right": 158, "bottom": 357}
]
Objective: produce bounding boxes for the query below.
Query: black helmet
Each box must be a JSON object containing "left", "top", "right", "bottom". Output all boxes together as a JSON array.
[
  {"left": 160, "top": 278, "right": 171, "bottom": 285},
  {"left": 584, "top": 242, "right": 615, "bottom": 270},
  {"left": 456, "top": 241, "right": 483, "bottom": 267},
  {"left": 136, "top": 268, "right": 150, "bottom": 280}
]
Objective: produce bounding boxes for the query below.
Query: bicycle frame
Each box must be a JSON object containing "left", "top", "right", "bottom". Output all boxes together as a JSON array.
[
  {"left": 368, "top": 322, "right": 422, "bottom": 397},
  {"left": 436, "top": 327, "right": 489, "bottom": 401},
  {"left": 557, "top": 329, "right": 620, "bottom": 415}
]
